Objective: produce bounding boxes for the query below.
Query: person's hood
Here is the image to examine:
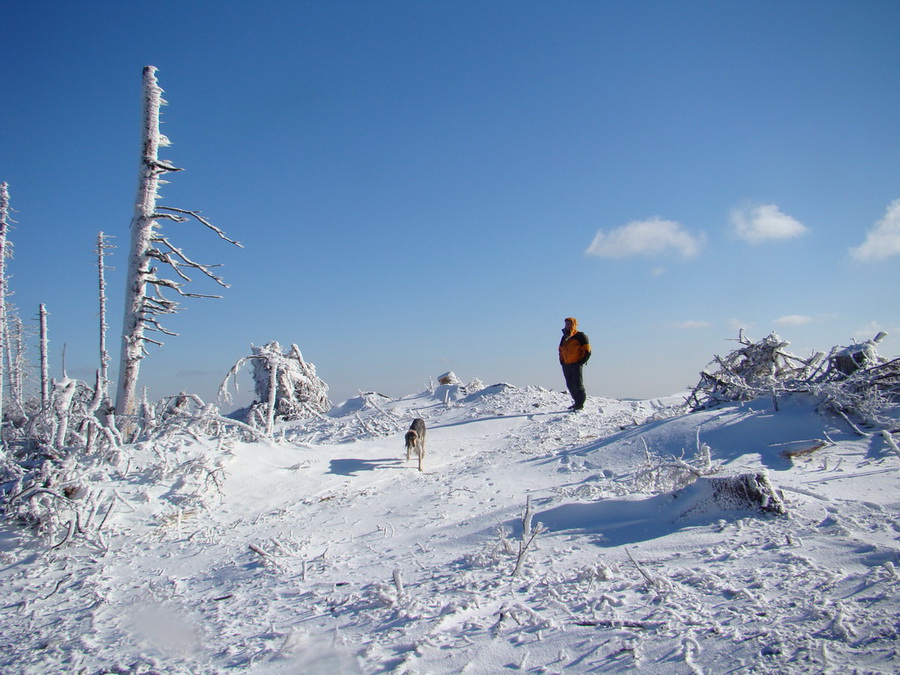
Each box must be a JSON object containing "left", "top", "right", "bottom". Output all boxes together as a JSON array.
[{"left": 563, "top": 317, "right": 578, "bottom": 336}]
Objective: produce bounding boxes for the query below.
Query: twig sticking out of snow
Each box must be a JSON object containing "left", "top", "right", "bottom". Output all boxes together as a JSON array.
[
  {"left": 680, "top": 633, "right": 704, "bottom": 675},
  {"left": 392, "top": 569, "right": 405, "bottom": 599},
  {"left": 513, "top": 495, "right": 546, "bottom": 577},
  {"left": 624, "top": 547, "right": 662, "bottom": 591}
]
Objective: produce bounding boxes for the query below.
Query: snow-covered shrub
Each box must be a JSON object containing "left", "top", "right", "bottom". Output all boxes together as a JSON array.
[
  {"left": 9, "top": 375, "right": 124, "bottom": 465},
  {"left": 631, "top": 438, "right": 719, "bottom": 494},
  {"left": 2, "top": 448, "right": 114, "bottom": 547},
  {"left": 0, "top": 376, "right": 252, "bottom": 548},
  {"left": 220, "top": 341, "right": 330, "bottom": 431},
  {"left": 147, "top": 392, "right": 266, "bottom": 443}
]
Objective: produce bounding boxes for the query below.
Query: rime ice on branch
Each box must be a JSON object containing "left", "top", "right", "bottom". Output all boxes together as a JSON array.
[{"left": 116, "top": 66, "right": 242, "bottom": 419}]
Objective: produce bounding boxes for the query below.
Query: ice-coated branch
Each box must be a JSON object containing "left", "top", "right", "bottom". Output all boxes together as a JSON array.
[
  {"left": 512, "top": 495, "right": 545, "bottom": 577},
  {"left": 156, "top": 206, "right": 243, "bottom": 247},
  {"left": 151, "top": 235, "right": 230, "bottom": 287},
  {"left": 142, "top": 317, "right": 179, "bottom": 337},
  {"left": 882, "top": 430, "right": 900, "bottom": 459}
]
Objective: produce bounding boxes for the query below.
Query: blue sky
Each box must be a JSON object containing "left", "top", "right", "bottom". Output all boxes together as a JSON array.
[{"left": 3, "top": 1, "right": 899, "bottom": 408}]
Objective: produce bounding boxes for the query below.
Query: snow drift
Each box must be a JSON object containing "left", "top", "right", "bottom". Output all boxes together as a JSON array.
[{"left": 1, "top": 380, "right": 898, "bottom": 674}]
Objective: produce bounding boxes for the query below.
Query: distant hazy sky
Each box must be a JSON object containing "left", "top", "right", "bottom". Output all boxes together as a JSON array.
[{"left": 3, "top": 0, "right": 899, "bottom": 408}]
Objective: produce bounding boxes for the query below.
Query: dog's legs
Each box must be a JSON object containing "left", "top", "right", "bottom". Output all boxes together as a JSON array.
[{"left": 417, "top": 438, "right": 425, "bottom": 472}]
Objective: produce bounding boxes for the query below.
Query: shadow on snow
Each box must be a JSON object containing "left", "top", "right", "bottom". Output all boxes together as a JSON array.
[{"left": 328, "top": 458, "right": 405, "bottom": 476}]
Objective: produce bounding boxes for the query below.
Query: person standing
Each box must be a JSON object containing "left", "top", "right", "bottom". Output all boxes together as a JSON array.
[{"left": 559, "top": 317, "right": 591, "bottom": 411}]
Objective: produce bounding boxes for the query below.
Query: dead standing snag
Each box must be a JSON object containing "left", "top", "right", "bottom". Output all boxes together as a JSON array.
[{"left": 116, "top": 66, "right": 242, "bottom": 421}]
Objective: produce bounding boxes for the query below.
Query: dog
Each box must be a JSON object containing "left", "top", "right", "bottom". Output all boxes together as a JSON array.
[{"left": 404, "top": 418, "right": 426, "bottom": 472}]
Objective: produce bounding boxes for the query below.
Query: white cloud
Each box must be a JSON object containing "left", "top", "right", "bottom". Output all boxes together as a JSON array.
[
  {"left": 674, "top": 320, "right": 710, "bottom": 329},
  {"left": 850, "top": 199, "right": 900, "bottom": 262},
  {"left": 730, "top": 203, "right": 810, "bottom": 244},
  {"left": 586, "top": 217, "right": 703, "bottom": 259},
  {"left": 774, "top": 314, "right": 814, "bottom": 327}
]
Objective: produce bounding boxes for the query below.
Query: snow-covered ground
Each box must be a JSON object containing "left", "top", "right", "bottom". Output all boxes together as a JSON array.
[{"left": 1, "top": 382, "right": 898, "bottom": 674}]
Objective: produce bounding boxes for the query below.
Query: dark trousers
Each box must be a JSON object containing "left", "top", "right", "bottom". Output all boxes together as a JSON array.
[{"left": 562, "top": 362, "right": 586, "bottom": 409}]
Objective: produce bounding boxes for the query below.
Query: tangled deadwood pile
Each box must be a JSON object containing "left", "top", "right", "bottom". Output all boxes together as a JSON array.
[{"left": 687, "top": 330, "right": 899, "bottom": 429}]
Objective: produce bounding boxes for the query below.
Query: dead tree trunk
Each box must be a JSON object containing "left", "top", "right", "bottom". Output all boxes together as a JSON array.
[
  {"left": 0, "top": 182, "right": 9, "bottom": 426},
  {"left": 39, "top": 303, "right": 49, "bottom": 410},
  {"left": 3, "top": 310, "right": 27, "bottom": 422},
  {"left": 116, "top": 66, "right": 168, "bottom": 419},
  {"left": 115, "top": 66, "right": 241, "bottom": 421},
  {"left": 97, "top": 232, "right": 114, "bottom": 409}
]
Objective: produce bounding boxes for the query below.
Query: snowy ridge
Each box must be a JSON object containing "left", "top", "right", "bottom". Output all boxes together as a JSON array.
[{"left": 1, "top": 384, "right": 898, "bottom": 674}]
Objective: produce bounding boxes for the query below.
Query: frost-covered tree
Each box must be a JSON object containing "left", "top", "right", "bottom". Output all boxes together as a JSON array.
[
  {"left": 3, "top": 307, "right": 30, "bottom": 426},
  {"left": 39, "top": 304, "right": 49, "bottom": 410},
  {"left": 220, "top": 341, "right": 330, "bottom": 433},
  {"left": 96, "top": 232, "right": 114, "bottom": 410},
  {"left": 0, "top": 182, "right": 10, "bottom": 427},
  {"left": 116, "top": 66, "right": 241, "bottom": 419}
]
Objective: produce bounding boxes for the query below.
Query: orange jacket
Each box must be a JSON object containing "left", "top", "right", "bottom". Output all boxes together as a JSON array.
[{"left": 559, "top": 317, "right": 591, "bottom": 365}]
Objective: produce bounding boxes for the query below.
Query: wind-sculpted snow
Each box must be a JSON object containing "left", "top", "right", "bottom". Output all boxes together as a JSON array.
[{"left": 0, "top": 384, "right": 898, "bottom": 674}]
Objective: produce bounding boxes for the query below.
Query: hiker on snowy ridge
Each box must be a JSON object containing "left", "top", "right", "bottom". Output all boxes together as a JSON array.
[{"left": 558, "top": 316, "right": 591, "bottom": 411}]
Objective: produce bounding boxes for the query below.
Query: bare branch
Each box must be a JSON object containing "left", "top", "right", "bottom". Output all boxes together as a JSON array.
[
  {"left": 153, "top": 236, "right": 230, "bottom": 287},
  {"left": 157, "top": 206, "right": 243, "bottom": 247}
]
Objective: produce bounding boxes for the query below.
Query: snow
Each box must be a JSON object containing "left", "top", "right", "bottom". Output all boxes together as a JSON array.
[{"left": 1, "top": 382, "right": 899, "bottom": 674}]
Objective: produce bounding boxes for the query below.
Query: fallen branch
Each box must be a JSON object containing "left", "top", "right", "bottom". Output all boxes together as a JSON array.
[
  {"left": 574, "top": 619, "right": 663, "bottom": 629},
  {"left": 51, "top": 519, "right": 76, "bottom": 550},
  {"left": 40, "top": 574, "right": 72, "bottom": 600},
  {"left": 833, "top": 409, "right": 870, "bottom": 437},
  {"left": 249, "top": 543, "right": 269, "bottom": 559},
  {"left": 782, "top": 440, "right": 831, "bottom": 459}
]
